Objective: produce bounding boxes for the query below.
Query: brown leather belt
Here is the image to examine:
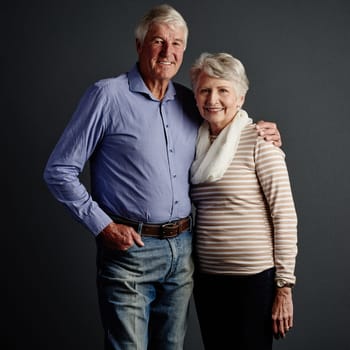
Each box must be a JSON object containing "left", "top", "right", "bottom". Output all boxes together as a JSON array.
[{"left": 114, "top": 216, "right": 191, "bottom": 239}]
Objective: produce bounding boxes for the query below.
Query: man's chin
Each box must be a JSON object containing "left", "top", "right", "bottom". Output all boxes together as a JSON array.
[{"left": 157, "top": 66, "right": 179, "bottom": 79}]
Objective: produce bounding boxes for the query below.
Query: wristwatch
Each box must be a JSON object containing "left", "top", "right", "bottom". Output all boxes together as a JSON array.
[{"left": 275, "top": 279, "right": 294, "bottom": 288}]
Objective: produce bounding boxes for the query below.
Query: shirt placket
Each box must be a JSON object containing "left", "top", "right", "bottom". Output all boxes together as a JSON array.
[{"left": 159, "top": 101, "right": 178, "bottom": 219}]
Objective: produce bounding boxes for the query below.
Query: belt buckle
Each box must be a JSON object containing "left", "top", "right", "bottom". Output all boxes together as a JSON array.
[{"left": 161, "top": 222, "right": 179, "bottom": 238}]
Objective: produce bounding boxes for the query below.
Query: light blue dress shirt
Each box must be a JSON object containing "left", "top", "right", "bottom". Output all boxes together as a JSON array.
[{"left": 44, "top": 64, "right": 201, "bottom": 236}]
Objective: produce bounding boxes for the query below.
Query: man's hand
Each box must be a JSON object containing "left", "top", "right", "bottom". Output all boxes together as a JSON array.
[
  {"left": 256, "top": 120, "right": 282, "bottom": 147},
  {"left": 272, "top": 287, "right": 293, "bottom": 339},
  {"left": 98, "top": 222, "right": 144, "bottom": 251}
]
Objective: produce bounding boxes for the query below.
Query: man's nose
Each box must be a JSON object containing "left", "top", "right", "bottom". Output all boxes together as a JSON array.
[{"left": 160, "top": 42, "right": 171, "bottom": 56}]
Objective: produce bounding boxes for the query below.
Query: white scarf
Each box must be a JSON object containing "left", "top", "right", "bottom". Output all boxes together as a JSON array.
[{"left": 191, "top": 109, "right": 252, "bottom": 184}]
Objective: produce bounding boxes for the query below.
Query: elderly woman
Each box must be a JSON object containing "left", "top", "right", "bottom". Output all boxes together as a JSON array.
[{"left": 190, "top": 52, "right": 298, "bottom": 350}]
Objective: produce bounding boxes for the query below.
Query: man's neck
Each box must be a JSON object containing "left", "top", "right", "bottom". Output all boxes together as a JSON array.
[{"left": 143, "top": 77, "right": 169, "bottom": 100}]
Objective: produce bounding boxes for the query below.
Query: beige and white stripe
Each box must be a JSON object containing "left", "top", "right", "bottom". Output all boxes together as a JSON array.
[{"left": 191, "top": 123, "right": 298, "bottom": 284}]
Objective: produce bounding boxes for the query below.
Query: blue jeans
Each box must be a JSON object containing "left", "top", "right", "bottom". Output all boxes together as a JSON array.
[{"left": 96, "top": 230, "right": 194, "bottom": 350}]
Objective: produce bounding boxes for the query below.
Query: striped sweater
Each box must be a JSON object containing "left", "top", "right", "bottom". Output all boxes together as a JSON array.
[{"left": 191, "top": 123, "right": 298, "bottom": 284}]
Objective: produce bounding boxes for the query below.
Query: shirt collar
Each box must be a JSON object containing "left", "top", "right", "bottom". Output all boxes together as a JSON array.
[{"left": 128, "top": 63, "right": 176, "bottom": 102}]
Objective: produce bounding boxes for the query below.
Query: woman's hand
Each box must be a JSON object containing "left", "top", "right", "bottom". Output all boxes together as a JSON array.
[{"left": 272, "top": 287, "right": 293, "bottom": 339}]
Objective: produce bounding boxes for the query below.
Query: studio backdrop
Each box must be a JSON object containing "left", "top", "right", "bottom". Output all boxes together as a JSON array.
[{"left": 3, "top": 1, "right": 350, "bottom": 349}]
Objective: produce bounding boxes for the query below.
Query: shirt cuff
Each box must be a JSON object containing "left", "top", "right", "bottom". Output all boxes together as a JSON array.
[{"left": 82, "top": 207, "right": 113, "bottom": 236}]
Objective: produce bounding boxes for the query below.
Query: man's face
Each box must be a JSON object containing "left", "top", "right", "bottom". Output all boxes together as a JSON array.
[{"left": 137, "top": 22, "right": 186, "bottom": 84}]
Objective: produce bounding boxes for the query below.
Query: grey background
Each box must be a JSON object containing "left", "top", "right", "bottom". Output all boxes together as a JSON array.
[{"left": 3, "top": 0, "right": 350, "bottom": 349}]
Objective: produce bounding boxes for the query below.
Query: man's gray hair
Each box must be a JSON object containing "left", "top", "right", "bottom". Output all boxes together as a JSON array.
[{"left": 134, "top": 4, "right": 188, "bottom": 49}]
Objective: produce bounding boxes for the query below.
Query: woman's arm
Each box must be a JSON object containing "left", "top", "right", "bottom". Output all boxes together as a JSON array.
[{"left": 254, "top": 138, "right": 298, "bottom": 339}]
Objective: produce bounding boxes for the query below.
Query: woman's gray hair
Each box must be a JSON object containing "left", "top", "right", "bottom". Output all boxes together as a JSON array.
[
  {"left": 190, "top": 52, "right": 249, "bottom": 96},
  {"left": 134, "top": 4, "right": 188, "bottom": 49}
]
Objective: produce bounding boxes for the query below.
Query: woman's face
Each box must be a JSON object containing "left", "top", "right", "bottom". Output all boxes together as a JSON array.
[{"left": 194, "top": 72, "right": 244, "bottom": 132}]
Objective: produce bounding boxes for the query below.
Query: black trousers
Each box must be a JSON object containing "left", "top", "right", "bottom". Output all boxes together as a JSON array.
[{"left": 193, "top": 268, "right": 275, "bottom": 350}]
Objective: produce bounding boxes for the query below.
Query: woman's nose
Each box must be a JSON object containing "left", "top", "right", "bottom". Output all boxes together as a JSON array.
[{"left": 206, "top": 91, "right": 218, "bottom": 104}]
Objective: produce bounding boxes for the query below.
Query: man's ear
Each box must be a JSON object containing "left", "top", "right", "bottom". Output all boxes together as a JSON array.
[{"left": 136, "top": 39, "right": 142, "bottom": 54}]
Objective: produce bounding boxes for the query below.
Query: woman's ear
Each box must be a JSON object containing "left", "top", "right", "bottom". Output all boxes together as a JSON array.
[{"left": 239, "top": 95, "right": 245, "bottom": 107}]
